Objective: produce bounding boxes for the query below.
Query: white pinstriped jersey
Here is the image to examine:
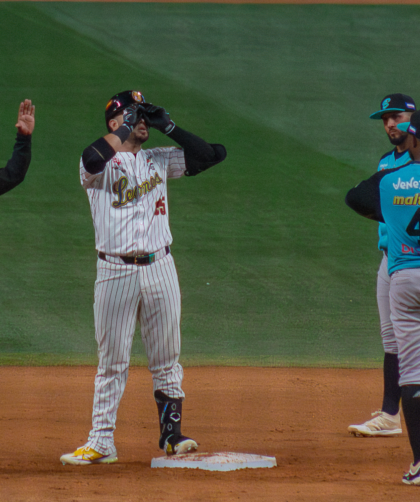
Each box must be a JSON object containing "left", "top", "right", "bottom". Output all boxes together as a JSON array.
[{"left": 80, "top": 146, "right": 186, "bottom": 255}]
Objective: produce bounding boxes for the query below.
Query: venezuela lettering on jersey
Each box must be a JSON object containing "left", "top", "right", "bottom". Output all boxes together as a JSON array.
[
  {"left": 112, "top": 173, "right": 163, "bottom": 208},
  {"left": 392, "top": 177, "right": 420, "bottom": 190},
  {"left": 392, "top": 178, "right": 420, "bottom": 206}
]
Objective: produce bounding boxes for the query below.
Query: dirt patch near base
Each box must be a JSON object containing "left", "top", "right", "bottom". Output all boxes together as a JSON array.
[{"left": 0, "top": 366, "right": 418, "bottom": 501}]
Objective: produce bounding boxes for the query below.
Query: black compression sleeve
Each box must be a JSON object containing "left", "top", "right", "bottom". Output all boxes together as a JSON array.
[
  {"left": 0, "top": 134, "right": 32, "bottom": 196},
  {"left": 82, "top": 137, "right": 116, "bottom": 174},
  {"left": 184, "top": 144, "right": 227, "bottom": 177},
  {"left": 345, "top": 166, "right": 404, "bottom": 222},
  {"left": 167, "top": 126, "right": 227, "bottom": 176},
  {"left": 168, "top": 126, "right": 217, "bottom": 161}
]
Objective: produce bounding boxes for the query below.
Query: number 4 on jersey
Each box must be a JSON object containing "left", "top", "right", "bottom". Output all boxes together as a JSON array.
[{"left": 406, "top": 208, "right": 420, "bottom": 243}]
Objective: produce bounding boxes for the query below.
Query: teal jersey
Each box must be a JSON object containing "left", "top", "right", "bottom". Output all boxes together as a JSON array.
[
  {"left": 379, "top": 161, "right": 420, "bottom": 274},
  {"left": 377, "top": 148, "right": 411, "bottom": 251}
]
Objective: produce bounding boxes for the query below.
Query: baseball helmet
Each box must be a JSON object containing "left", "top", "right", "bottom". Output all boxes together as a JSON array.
[{"left": 105, "top": 90, "right": 146, "bottom": 124}]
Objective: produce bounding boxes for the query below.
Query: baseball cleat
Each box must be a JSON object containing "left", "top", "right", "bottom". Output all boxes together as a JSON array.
[
  {"left": 164, "top": 435, "right": 198, "bottom": 456},
  {"left": 60, "top": 445, "right": 118, "bottom": 465},
  {"left": 348, "top": 410, "right": 402, "bottom": 437},
  {"left": 403, "top": 461, "right": 420, "bottom": 485}
]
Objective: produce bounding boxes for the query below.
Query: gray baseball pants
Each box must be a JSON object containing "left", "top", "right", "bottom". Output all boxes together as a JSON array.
[
  {"left": 377, "top": 254, "right": 398, "bottom": 354},
  {"left": 389, "top": 268, "right": 420, "bottom": 386}
]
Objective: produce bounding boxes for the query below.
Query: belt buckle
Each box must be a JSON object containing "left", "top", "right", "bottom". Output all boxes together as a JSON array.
[{"left": 133, "top": 253, "right": 155, "bottom": 265}]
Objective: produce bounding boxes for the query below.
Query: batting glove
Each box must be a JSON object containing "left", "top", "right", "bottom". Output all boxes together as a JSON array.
[
  {"left": 142, "top": 104, "right": 175, "bottom": 135},
  {"left": 121, "top": 104, "right": 142, "bottom": 133},
  {"left": 111, "top": 104, "right": 144, "bottom": 143}
]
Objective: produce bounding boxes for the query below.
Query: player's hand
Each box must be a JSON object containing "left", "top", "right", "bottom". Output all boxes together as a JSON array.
[
  {"left": 15, "top": 99, "right": 35, "bottom": 135},
  {"left": 142, "top": 104, "right": 175, "bottom": 135},
  {"left": 121, "top": 104, "right": 143, "bottom": 132}
]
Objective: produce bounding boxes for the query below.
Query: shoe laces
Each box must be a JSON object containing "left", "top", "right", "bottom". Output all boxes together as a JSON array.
[
  {"left": 78, "top": 446, "right": 94, "bottom": 459},
  {"left": 371, "top": 410, "right": 399, "bottom": 421},
  {"left": 371, "top": 410, "right": 384, "bottom": 418},
  {"left": 368, "top": 410, "right": 400, "bottom": 428}
]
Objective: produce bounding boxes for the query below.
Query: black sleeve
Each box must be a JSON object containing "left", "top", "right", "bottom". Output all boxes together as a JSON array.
[
  {"left": 82, "top": 137, "right": 116, "bottom": 174},
  {"left": 0, "top": 134, "right": 32, "bottom": 196},
  {"left": 345, "top": 166, "right": 405, "bottom": 222},
  {"left": 167, "top": 126, "right": 227, "bottom": 176}
]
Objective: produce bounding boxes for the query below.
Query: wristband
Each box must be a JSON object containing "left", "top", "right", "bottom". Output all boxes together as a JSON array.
[
  {"left": 163, "top": 121, "right": 176, "bottom": 135},
  {"left": 111, "top": 124, "right": 132, "bottom": 143}
]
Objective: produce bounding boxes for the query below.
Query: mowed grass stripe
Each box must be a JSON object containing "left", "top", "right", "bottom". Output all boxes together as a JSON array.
[{"left": 1, "top": 3, "right": 406, "bottom": 366}]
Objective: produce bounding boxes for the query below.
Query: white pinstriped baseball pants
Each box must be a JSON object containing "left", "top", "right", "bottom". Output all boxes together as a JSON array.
[
  {"left": 87, "top": 252, "right": 184, "bottom": 455},
  {"left": 377, "top": 253, "right": 398, "bottom": 354}
]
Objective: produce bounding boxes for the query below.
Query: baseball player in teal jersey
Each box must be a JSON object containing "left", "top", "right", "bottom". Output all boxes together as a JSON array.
[
  {"left": 346, "top": 110, "right": 420, "bottom": 484},
  {"left": 348, "top": 94, "right": 416, "bottom": 437}
]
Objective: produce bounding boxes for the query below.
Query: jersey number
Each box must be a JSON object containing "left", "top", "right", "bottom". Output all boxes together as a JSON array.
[
  {"left": 406, "top": 208, "right": 420, "bottom": 243},
  {"left": 155, "top": 197, "right": 166, "bottom": 216}
]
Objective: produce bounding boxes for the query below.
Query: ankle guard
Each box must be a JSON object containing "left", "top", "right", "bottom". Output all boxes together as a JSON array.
[{"left": 155, "top": 390, "right": 183, "bottom": 450}]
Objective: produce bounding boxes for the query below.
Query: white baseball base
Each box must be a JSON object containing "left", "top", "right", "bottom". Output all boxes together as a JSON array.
[{"left": 151, "top": 452, "right": 277, "bottom": 471}]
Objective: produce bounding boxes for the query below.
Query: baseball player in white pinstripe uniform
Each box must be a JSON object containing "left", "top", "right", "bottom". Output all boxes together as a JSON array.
[{"left": 60, "top": 90, "right": 226, "bottom": 465}]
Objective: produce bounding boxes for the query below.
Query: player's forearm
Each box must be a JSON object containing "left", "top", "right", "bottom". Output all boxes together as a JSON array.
[
  {"left": 0, "top": 134, "right": 32, "bottom": 196},
  {"left": 168, "top": 126, "right": 218, "bottom": 161},
  {"left": 167, "top": 126, "right": 227, "bottom": 176},
  {"left": 82, "top": 123, "right": 136, "bottom": 174}
]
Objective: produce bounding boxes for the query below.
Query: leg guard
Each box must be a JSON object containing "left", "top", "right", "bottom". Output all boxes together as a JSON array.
[
  {"left": 382, "top": 352, "right": 401, "bottom": 416},
  {"left": 402, "top": 385, "right": 420, "bottom": 464},
  {"left": 155, "top": 390, "right": 183, "bottom": 449},
  {"left": 154, "top": 390, "right": 197, "bottom": 455}
]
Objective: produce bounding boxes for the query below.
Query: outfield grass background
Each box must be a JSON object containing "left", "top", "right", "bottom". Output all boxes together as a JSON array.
[{"left": 1, "top": 2, "right": 419, "bottom": 366}]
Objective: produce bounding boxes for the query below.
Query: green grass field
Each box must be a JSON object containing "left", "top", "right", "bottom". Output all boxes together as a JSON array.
[{"left": 1, "top": 2, "right": 420, "bottom": 366}]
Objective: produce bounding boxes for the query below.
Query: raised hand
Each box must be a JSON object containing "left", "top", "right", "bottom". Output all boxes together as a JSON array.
[
  {"left": 121, "top": 104, "right": 142, "bottom": 132},
  {"left": 142, "top": 104, "right": 175, "bottom": 134},
  {"left": 15, "top": 99, "right": 35, "bottom": 136}
]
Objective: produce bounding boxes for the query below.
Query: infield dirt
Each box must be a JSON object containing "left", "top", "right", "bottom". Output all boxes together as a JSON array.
[
  {"left": 0, "top": 366, "right": 419, "bottom": 502},
  {"left": 1, "top": 0, "right": 418, "bottom": 500}
]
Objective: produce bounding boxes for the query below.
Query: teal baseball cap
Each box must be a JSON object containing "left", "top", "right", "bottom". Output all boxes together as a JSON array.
[
  {"left": 397, "top": 111, "right": 420, "bottom": 139},
  {"left": 370, "top": 93, "right": 416, "bottom": 120}
]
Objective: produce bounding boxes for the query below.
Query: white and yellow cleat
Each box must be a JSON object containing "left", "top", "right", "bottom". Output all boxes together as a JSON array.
[{"left": 60, "top": 445, "right": 118, "bottom": 465}]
